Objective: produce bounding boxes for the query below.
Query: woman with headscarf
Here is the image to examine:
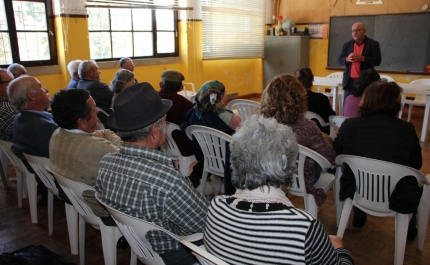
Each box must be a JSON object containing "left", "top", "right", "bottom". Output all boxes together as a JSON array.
[{"left": 181, "top": 80, "right": 241, "bottom": 195}]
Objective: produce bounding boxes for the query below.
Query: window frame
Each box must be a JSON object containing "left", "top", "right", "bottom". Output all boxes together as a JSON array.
[
  {"left": 88, "top": 8, "right": 179, "bottom": 62},
  {"left": 0, "top": 0, "right": 57, "bottom": 67}
]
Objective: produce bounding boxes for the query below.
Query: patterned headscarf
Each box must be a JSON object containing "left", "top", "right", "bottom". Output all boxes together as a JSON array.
[{"left": 194, "top": 80, "right": 225, "bottom": 119}]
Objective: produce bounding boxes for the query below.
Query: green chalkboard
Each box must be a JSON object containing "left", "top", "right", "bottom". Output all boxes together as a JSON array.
[{"left": 328, "top": 13, "right": 430, "bottom": 73}]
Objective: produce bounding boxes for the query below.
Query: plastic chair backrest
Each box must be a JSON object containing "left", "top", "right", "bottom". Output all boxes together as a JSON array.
[
  {"left": 410, "top": 79, "right": 430, "bottom": 103},
  {"left": 328, "top": 115, "right": 348, "bottom": 138},
  {"left": 180, "top": 240, "right": 229, "bottom": 265},
  {"left": 96, "top": 193, "right": 171, "bottom": 265},
  {"left": 305, "top": 111, "right": 329, "bottom": 128},
  {"left": 160, "top": 122, "right": 181, "bottom": 161},
  {"left": 335, "top": 155, "right": 428, "bottom": 214},
  {"left": 326, "top": 72, "right": 343, "bottom": 79},
  {"left": 0, "top": 140, "right": 28, "bottom": 174},
  {"left": 23, "top": 154, "right": 58, "bottom": 197},
  {"left": 226, "top": 99, "right": 260, "bottom": 122},
  {"left": 46, "top": 165, "right": 99, "bottom": 226},
  {"left": 185, "top": 125, "right": 232, "bottom": 177},
  {"left": 380, "top": 75, "right": 395, "bottom": 82},
  {"left": 289, "top": 145, "right": 332, "bottom": 196}
]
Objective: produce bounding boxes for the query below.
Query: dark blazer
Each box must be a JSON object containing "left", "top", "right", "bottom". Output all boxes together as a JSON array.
[
  {"left": 307, "top": 90, "right": 336, "bottom": 135},
  {"left": 12, "top": 111, "right": 58, "bottom": 158},
  {"left": 333, "top": 114, "right": 422, "bottom": 213},
  {"left": 78, "top": 79, "right": 113, "bottom": 128},
  {"left": 338, "top": 36, "right": 381, "bottom": 90}
]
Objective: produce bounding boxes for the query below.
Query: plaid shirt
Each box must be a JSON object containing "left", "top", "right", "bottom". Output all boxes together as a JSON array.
[
  {"left": 95, "top": 143, "right": 209, "bottom": 254},
  {"left": 0, "top": 98, "right": 18, "bottom": 142}
]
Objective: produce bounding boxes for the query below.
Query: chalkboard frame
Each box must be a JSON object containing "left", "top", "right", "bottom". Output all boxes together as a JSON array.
[{"left": 327, "top": 13, "right": 430, "bottom": 75}]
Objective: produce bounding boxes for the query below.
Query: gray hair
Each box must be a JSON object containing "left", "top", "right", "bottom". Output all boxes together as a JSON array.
[
  {"left": 230, "top": 115, "right": 298, "bottom": 190},
  {"left": 7, "top": 63, "right": 26, "bottom": 78},
  {"left": 67, "top": 60, "right": 81, "bottom": 77},
  {"left": 119, "top": 57, "right": 131, "bottom": 68},
  {"left": 7, "top": 76, "right": 38, "bottom": 111},
  {"left": 117, "top": 118, "right": 165, "bottom": 142},
  {"left": 110, "top": 69, "right": 135, "bottom": 94},
  {"left": 78, "top": 60, "right": 97, "bottom": 79}
]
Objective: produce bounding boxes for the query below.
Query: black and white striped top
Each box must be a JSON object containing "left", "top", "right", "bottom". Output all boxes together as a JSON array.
[{"left": 203, "top": 196, "right": 354, "bottom": 265}]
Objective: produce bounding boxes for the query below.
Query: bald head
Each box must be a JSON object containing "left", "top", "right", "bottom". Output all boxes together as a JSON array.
[
  {"left": 7, "top": 63, "right": 27, "bottom": 78},
  {"left": 7, "top": 76, "right": 50, "bottom": 111},
  {"left": 0, "top": 69, "right": 14, "bottom": 98},
  {"left": 351, "top": 22, "right": 366, "bottom": 43}
]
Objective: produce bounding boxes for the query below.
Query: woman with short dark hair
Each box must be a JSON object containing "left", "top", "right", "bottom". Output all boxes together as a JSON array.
[
  {"left": 334, "top": 81, "right": 422, "bottom": 239},
  {"left": 294, "top": 67, "right": 336, "bottom": 134},
  {"left": 204, "top": 115, "right": 354, "bottom": 265}
]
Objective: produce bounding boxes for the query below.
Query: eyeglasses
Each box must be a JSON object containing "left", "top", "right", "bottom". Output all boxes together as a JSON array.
[{"left": 352, "top": 29, "right": 364, "bottom": 33}]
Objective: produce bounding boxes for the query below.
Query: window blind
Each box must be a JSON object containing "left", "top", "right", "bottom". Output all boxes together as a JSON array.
[
  {"left": 202, "top": 0, "right": 266, "bottom": 60},
  {"left": 86, "top": 0, "right": 193, "bottom": 10}
]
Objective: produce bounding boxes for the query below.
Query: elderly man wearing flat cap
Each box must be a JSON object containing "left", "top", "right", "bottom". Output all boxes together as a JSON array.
[
  {"left": 95, "top": 82, "right": 208, "bottom": 265},
  {"left": 158, "top": 69, "right": 194, "bottom": 157}
]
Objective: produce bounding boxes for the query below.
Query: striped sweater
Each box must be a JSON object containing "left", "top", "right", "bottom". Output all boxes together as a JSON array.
[{"left": 203, "top": 196, "right": 354, "bottom": 265}]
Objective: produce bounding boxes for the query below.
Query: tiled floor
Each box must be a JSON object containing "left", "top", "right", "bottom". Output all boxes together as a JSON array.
[{"left": 0, "top": 103, "right": 429, "bottom": 265}]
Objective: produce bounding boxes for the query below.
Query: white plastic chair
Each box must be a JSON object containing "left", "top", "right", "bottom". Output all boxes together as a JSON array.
[
  {"left": 0, "top": 140, "right": 36, "bottom": 222},
  {"left": 185, "top": 125, "right": 232, "bottom": 195},
  {"left": 305, "top": 111, "right": 331, "bottom": 134},
  {"left": 180, "top": 239, "right": 229, "bottom": 265},
  {"left": 160, "top": 122, "right": 196, "bottom": 176},
  {"left": 328, "top": 115, "right": 348, "bottom": 139},
  {"left": 0, "top": 150, "right": 8, "bottom": 192},
  {"left": 96, "top": 193, "right": 203, "bottom": 265},
  {"left": 226, "top": 99, "right": 260, "bottom": 122},
  {"left": 46, "top": 165, "right": 128, "bottom": 265},
  {"left": 404, "top": 79, "right": 430, "bottom": 122},
  {"left": 178, "top": 82, "right": 197, "bottom": 102},
  {"left": 380, "top": 74, "right": 395, "bottom": 82},
  {"left": 335, "top": 155, "right": 429, "bottom": 265},
  {"left": 288, "top": 145, "right": 336, "bottom": 218},
  {"left": 318, "top": 72, "right": 344, "bottom": 114}
]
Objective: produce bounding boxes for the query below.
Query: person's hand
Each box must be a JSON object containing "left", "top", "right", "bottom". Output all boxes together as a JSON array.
[
  {"left": 347, "top": 53, "right": 362, "bottom": 62},
  {"left": 329, "top": 235, "right": 344, "bottom": 249},
  {"left": 94, "top": 131, "right": 105, "bottom": 139}
]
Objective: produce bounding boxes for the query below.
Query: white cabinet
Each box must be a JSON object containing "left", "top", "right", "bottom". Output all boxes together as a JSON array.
[{"left": 264, "top": 36, "right": 310, "bottom": 88}]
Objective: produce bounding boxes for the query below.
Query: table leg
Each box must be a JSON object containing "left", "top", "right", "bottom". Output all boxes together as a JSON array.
[
  {"left": 420, "top": 95, "right": 430, "bottom": 142},
  {"left": 332, "top": 86, "right": 338, "bottom": 113}
]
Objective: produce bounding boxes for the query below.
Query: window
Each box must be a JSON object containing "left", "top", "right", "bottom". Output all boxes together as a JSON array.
[
  {"left": 0, "top": 0, "right": 57, "bottom": 67},
  {"left": 202, "top": 0, "right": 266, "bottom": 60},
  {"left": 88, "top": 8, "right": 178, "bottom": 60}
]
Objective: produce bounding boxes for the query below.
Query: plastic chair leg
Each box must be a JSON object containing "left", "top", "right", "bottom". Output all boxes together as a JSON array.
[
  {"left": 334, "top": 168, "right": 343, "bottom": 227},
  {"left": 48, "top": 191, "right": 54, "bottom": 236},
  {"left": 130, "top": 250, "right": 137, "bottom": 265},
  {"left": 0, "top": 151, "right": 7, "bottom": 177},
  {"left": 417, "top": 185, "right": 430, "bottom": 251},
  {"left": 304, "top": 194, "right": 318, "bottom": 218},
  {"left": 65, "top": 203, "right": 79, "bottom": 255},
  {"left": 336, "top": 198, "right": 353, "bottom": 238},
  {"left": 407, "top": 105, "right": 413, "bottom": 122},
  {"left": 98, "top": 219, "right": 121, "bottom": 265},
  {"left": 394, "top": 213, "right": 409, "bottom": 265},
  {"left": 79, "top": 215, "right": 86, "bottom": 265},
  {"left": 22, "top": 172, "right": 27, "bottom": 199},
  {"left": 200, "top": 170, "right": 209, "bottom": 195},
  {"left": 16, "top": 171, "right": 23, "bottom": 208},
  {"left": 179, "top": 158, "right": 190, "bottom": 176},
  {"left": 26, "top": 173, "right": 38, "bottom": 223},
  {"left": 0, "top": 161, "right": 8, "bottom": 193}
]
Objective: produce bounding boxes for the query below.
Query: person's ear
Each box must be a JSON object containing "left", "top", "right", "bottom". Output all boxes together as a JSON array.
[{"left": 27, "top": 91, "right": 37, "bottom": 101}]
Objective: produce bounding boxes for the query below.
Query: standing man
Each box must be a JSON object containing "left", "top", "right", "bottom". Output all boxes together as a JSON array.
[
  {"left": 67, "top": 59, "right": 81, "bottom": 89},
  {"left": 7, "top": 63, "right": 27, "bottom": 78},
  {"left": 96, "top": 83, "right": 208, "bottom": 265},
  {"left": 0, "top": 69, "right": 16, "bottom": 142},
  {"left": 338, "top": 22, "right": 381, "bottom": 101},
  {"left": 119, "top": 57, "right": 138, "bottom": 84},
  {"left": 77, "top": 60, "right": 113, "bottom": 128}
]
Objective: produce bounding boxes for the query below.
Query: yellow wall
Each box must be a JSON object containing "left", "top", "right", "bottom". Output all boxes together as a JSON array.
[
  {"left": 36, "top": 17, "right": 263, "bottom": 97},
  {"left": 279, "top": 0, "right": 430, "bottom": 84}
]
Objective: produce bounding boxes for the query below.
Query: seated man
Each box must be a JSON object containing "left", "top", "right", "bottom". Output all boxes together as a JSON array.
[
  {"left": 49, "top": 88, "right": 121, "bottom": 186},
  {"left": 77, "top": 60, "right": 113, "bottom": 128},
  {"left": 8, "top": 76, "right": 69, "bottom": 203},
  {"left": 0, "top": 69, "right": 16, "bottom": 142},
  {"left": 158, "top": 70, "right": 194, "bottom": 157},
  {"left": 67, "top": 59, "right": 81, "bottom": 89},
  {"left": 7, "top": 63, "right": 27, "bottom": 78},
  {"left": 119, "top": 57, "right": 138, "bottom": 84},
  {"left": 96, "top": 83, "right": 208, "bottom": 265}
]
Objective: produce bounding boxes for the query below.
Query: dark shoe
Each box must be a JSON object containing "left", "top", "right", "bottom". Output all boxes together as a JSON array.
[
  {"left": 352, "top": 215, "right": 367, "bottom": 229},
  {"left": 407, "top": 228, "right": 417, "bottom": 242},
  {"left": 117, "top": 236, "right": 129, "bottom": 249}
]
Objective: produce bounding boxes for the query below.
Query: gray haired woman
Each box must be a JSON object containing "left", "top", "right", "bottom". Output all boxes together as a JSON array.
[
  {"left": 203, "top": 115, "right": 354, "bottom": 265},
  {"left": 110, "top": 69, "right": 135, "bottom": 107}
]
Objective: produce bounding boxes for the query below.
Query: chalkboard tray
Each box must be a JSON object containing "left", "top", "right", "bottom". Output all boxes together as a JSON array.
[{"left": 327, "top": 13, "right": 430, "bottom": 74}]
